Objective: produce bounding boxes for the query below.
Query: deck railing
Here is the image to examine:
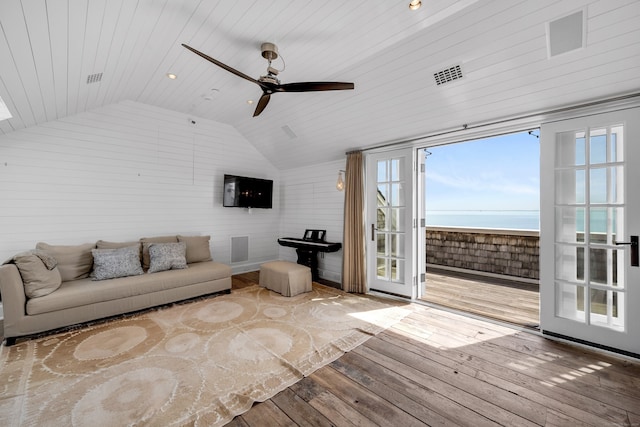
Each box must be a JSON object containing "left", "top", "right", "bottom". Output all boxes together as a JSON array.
[{"left": 426, "top": 227, "right": 540, "bottom": 280}]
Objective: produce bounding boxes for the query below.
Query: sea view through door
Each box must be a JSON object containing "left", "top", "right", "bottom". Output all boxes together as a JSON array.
[{"left": 421, "top": 130, "right": 541, "bottom": 327}]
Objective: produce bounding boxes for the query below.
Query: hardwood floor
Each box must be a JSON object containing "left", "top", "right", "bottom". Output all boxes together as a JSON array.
[
  {"left": 229, "top": 272, "right": 640, "bottom": 427},
  {"left": 421, "top": 267, "right": 540, "bottom": 328}
]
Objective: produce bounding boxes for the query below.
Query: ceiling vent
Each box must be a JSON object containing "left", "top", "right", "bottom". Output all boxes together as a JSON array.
[
  {"left": 86, "top": 73, "right": 103, "bottom": 84},
  {"left": 547, "top": 10, "right": 585, "bottom": 57},
  {"left": 434, "top": 65, "right": 463, "bottom": 86}
]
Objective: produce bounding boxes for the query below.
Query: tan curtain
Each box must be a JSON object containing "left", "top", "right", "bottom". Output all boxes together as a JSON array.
[{"left": 342, "top": 151, "right": 367, "bottom": 293}]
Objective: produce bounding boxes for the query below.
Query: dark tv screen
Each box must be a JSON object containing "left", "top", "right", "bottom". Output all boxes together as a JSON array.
[{"left": 223, "top": 174, "right": 273, "bottom": 209}]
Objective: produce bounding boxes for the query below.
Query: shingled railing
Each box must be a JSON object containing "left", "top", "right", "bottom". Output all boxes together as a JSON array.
[{"left": 426, "top": 227, "right": 540, "bottom": 280}]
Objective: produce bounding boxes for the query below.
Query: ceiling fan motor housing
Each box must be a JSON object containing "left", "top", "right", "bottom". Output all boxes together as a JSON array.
[{"left": 261, "top": 42, "right": 278, "bottom": 61}]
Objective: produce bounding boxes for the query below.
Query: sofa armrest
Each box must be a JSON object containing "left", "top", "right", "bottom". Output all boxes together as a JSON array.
[{"left": 0, "top": 264, "right": 27, "bottom": 338}]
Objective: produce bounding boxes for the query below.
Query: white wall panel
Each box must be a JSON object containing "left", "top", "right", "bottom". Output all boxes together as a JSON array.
[
  {"left": 0, "top": 100, "right": 280, "bottom": 271},
  {"left": 279, "top": 159, "right": 346, "bottom": 284}
]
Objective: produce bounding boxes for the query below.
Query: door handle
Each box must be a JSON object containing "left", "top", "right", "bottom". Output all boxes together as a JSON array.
[
  {"left": 615, "top": 235, "right": 639, "bottom": 267},
  {"left": 371, "top": 224, "right": 378, "bottom": 241}
]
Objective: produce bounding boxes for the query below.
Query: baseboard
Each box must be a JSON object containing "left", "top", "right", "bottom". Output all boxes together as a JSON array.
[{"left": 231, "top": 261, "right": 271, "bottom": 275}]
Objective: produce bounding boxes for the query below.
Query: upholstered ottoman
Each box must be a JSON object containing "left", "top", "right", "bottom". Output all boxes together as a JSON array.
[{"left": 259, "top": 261, "right": 312, "bottom": 297}]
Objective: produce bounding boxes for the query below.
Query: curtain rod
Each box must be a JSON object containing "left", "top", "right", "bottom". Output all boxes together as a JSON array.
[{"left": 350, "top": 91, "right": 640, "bottom": 154}]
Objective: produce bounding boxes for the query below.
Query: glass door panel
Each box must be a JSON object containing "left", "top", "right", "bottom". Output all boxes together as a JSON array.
[
  {"left": 367, "top": 149, "right": 415, "bottom": 297},
  {"left": 540, "top": 108, "right": 640, "bottom": 354}
]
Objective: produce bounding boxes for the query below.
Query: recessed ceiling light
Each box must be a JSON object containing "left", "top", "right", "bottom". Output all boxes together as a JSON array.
[
  {"left": 409, "top": 0, "right": 421, "bottom": 10},
  {"left": 166, "top": 73, "right": 177, "bottom": 80},
  {"left": 247, "top": 100, "right": 254, "bottom": 105}
]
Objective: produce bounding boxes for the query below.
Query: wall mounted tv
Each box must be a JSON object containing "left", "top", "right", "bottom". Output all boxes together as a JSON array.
[{"left": 223, "top": 174, "right": 273, "bottom": 209}]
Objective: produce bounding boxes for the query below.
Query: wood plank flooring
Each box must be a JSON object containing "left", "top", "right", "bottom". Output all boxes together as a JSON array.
[
  {"left": 229, "top": 272, "right": 640, "bottom": 427},
  {"left": 421, "top": 267, "right": 540, "bottom": 328}
]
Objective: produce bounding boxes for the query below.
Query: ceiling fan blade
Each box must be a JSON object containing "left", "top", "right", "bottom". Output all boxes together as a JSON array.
[
  {"left": 253, "top": 93, "right": 271, "bottom": 117},
  {"left": 182, "top": 44, "right": 260, "bottom": 86},
  {"left": 277, "top": 82, "right": 354, "bottom": 92}
]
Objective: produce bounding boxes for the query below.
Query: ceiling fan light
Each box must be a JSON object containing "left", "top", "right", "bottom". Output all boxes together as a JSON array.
[{"left": 409, "top": 0, "right": 422, "bottom": 11}]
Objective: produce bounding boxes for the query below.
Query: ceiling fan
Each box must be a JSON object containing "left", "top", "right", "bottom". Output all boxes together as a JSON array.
[{"left": 182, "top": 43, "right": 355, "bottom": 117}]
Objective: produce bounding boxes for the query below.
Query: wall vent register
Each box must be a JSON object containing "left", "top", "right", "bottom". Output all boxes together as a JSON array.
[
  {"left": 86, "top": 73, "right": 103, "bottom": 84},
  {"left": 434, "top": 65, "right": 463, "bottom": 85}
]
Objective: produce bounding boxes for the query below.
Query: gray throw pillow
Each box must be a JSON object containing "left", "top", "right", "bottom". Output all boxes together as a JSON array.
[
  {"left": 148, "top": 242, "right": 188, "bottom": 273},
  {"left": 140, "top": 236, "right": 178, "bottom": 270},
  {"left": 91, "top": 245, "right": 144, "bottom": 281}
]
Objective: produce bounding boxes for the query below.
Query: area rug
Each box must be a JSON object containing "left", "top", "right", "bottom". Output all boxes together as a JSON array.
[{"left": 0, "top": 283, "right": 410, "bottom": 426}]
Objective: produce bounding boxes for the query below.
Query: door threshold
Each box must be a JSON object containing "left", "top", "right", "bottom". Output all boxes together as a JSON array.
[{"left": 369, "top": 288, "right": 411, "bottom": 299}]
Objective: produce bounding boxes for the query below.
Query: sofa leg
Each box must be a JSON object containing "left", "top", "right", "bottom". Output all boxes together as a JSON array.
[{"left": 4, "top": 337, "right": 16, "bottom": 346}]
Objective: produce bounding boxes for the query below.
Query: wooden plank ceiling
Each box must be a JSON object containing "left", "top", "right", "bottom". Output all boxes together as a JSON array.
[{"left": 0, "top": 0, "right": 639, "bottom": 170}]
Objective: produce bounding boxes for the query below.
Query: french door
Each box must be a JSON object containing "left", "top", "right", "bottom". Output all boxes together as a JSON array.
[
  {"left": 540, "top": 108, "right": 640, "bottom": 355},
  {"left": 366, "top": 148, "right": 421, "bottom": 298}
]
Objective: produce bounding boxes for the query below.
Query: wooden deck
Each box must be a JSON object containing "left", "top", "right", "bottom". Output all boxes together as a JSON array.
[
  {"left": 422, "top": 267, "right": 540, "bottom": 328},
  {"left": 229, "top": 272, "right": 640, "bottom": 427}
]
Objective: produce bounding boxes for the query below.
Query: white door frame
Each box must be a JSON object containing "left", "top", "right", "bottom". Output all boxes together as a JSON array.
[
  {"left": 365, "top": 148, "right": 419, "bottom": 298},
  {"left": 540, "top": 107, "right": 640, "bottom": 355},
  {"left": 360, "top": 95, "right": 640, "bottom": 353}
]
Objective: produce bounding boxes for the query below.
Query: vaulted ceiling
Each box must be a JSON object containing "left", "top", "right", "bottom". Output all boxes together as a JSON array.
[{"left": 1, "top": 0, "right": 639, "bottom": 169}]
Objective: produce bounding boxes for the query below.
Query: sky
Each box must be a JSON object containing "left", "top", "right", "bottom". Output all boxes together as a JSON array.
[{"left": 424, "top": 130, "right": 540, "bottom": 211}]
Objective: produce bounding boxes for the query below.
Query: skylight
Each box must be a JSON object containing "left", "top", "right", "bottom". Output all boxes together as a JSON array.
[{"left": 0, "top": 95, "right": 12, "bottom": 121}]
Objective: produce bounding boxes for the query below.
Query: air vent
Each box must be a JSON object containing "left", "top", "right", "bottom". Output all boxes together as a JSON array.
[
  {"left": 231, "top": 236, "right": 249, "bottom": 263},
  {"left": 547, "top": 10, "right": 585, "bottom": 57},
  {"left": 86, "top": 73, "right": 103, "bottom": 84},
  {"left": 434, "top": 65, "right": 463, "bottom": 86}
]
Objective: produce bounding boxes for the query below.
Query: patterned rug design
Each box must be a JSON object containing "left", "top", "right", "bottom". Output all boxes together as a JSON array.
[{"left": 0, "top": 284, "right": 410, "bottom": 426}]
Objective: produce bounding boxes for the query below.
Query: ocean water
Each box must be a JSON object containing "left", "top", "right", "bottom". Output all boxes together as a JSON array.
[
  {"left": 426, "top": 210, "right": 612, "bottom": 232},
  {"left": 426, "top": 210, "right": 540, "bottom": 231}
]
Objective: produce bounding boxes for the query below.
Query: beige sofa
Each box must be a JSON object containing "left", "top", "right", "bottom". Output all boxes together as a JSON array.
[{"left": 0, "top": 235, "right": 232, "bottom": 345}]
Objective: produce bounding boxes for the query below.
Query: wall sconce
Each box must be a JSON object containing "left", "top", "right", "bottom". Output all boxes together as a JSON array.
[{"left": 336, "top": 170, "right": 345, "bottom": 191}]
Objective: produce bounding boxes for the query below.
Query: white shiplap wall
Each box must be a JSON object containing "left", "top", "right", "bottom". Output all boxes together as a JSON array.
[
  {"left": 279, "top": 159, "right": 345, "bottom": 284},
  {"left": 0, "top": 100, "right": 280, "bottom": 271}
]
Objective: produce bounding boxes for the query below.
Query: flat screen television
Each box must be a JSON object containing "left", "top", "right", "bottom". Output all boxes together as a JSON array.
[{"left": 223, "top": 174, "right": 273, "bottom": 209}]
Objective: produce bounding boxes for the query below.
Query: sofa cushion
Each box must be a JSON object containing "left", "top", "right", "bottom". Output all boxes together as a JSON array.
[
  {"left": 97, "top": 240, "right": 142, "bottom": 262},
  {"left": 148, "top": 242, "right": 188, "bottom": 273},
  {"left": 97, "top": 239, "right": 141, "bottom": 251},
  {"left": 12, "top": 251, "right": 62, "bottom": 298},
  {"left": 177, "top": 235, "right": 212, "bottom": 264},
  {"left": 36, "top": 242, "right": 96, "bottom": 282},
  {"left": 92, "top": 245, "right": 144, "bottom": 281},
  {"left": 140, "top": 236, "right": 178, "bottom": 270},
  {"left": 26, "top": 261, "right": 232, "bottom": 315}
]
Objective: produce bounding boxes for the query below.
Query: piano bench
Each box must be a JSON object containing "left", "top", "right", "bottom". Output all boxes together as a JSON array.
[{"left": 259, "top": 261, "right": 312, "bottom": 297}]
